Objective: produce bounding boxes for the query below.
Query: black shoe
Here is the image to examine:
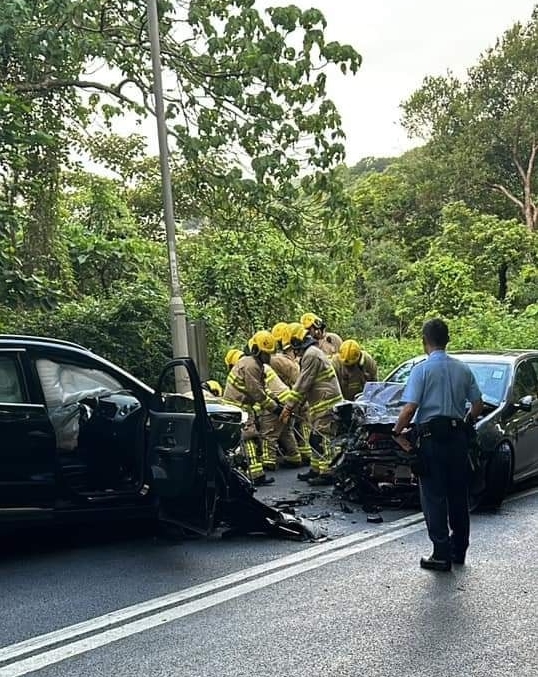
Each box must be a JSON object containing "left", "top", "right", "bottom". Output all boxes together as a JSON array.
[
  {"left": 254, "top": 475, "right": 275, "bottom": 486},
  {"left": 297, "top": 469, "right": 318, "bottom": 481},
  {"left": 452, "top": 553, "right": 466, "bottom": 565},
  {"left": 308, "top": 474, "right": 334, "bottom": 487},
  {"left": 420, "top": 555, "right": 451, "bottom": 572}
]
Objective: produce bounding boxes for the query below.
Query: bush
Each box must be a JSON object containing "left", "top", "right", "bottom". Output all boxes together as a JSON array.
[{"left": 0, "top": 285, "right": 172, "bottom": 386}]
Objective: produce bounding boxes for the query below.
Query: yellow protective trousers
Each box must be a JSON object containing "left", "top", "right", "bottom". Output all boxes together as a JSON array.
[
  {"left": 310, "top": 412, "right": 336, "bottom": 476},
  {"left": 241, "top": 411, "right": 264, "bottom": 480},
  {"left": 258, "top": 410, "right": 300, "bottom": 470}
]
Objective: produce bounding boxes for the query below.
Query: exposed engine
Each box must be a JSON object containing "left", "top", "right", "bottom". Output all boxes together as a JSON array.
[{"left": 331, "top": 383, "right": 421, "bottom": 511}]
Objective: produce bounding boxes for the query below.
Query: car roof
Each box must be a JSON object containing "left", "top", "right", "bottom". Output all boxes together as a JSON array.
[
  {"left": 450, "top": 350, "right": 538, "bottom": 363},
  {"left": 0, "top": 334, "right": 152, "bottom": 393},
  {"left": 0, "top": 335, "right": 89, "bottom": 351}
]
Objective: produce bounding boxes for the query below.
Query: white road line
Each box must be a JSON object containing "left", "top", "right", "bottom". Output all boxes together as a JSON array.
[
  {"left": 0, "top": 512, "right": 424, "bottom": 665},
  {"left": 0, "top": 521, "right": 427, "bottom": 677},
  {"left": 2, "top": 487, "right": 536, "bottom": 677}
]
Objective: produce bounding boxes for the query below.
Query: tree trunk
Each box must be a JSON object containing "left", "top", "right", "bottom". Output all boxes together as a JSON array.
[{"left": 498, "top": 262, "right": 508, "bottom": 302}]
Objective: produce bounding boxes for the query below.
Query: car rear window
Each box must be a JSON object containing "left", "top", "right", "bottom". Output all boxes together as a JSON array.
[
  {"left": 0, "top": 354, "right": 25, "bottom": 403},
  {"left": 465, "top": 362, "right": 509, "bottom": 406}
]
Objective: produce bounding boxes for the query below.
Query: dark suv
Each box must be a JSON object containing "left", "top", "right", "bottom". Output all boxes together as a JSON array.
[{"left": 0, "top": 334, "right": 247, "bottom": 534}]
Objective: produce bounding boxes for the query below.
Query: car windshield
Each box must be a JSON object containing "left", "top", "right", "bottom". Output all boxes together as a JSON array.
[{"left": 463, "top": 361, "right": 510, "bottom": 406}]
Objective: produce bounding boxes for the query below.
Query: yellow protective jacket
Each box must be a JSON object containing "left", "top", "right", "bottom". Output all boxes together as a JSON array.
[
  {"left": 223, "top": 356, "right": 276, "bottom": 412},
  {"left": 332, "top": 351, "right": 378, "bottom": 401},
  {"left": 319, "top": 332, "right": 343, "bottom": 357},
  {"left": 264, "top": 365, "right": 291, "bottom": 403},
  {"left": 270, "top": 352, "right": 300, "bottom": 388},
  {"left": 287, "top": 344, "right": 343, "bottom": 420}
]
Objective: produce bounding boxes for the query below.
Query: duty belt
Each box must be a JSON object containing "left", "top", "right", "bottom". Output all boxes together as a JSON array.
[{"left": 417, "top": 417, "right": 465, "bottom": 435}]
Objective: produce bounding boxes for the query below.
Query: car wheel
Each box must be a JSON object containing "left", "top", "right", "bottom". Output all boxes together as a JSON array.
[{"left": 481, "top": 441, "right": 513, "bottom": 510}]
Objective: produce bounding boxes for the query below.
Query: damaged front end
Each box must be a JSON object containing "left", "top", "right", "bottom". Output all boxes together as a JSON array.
[
  {"left": 208, "top": 406, "right": 327, "bottom": 542},
  {"left": 331, "top": 383, "right": 421, "bottom": 511}
]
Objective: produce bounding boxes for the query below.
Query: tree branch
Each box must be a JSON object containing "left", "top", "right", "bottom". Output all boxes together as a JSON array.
[
  {"left": 11, "top": 78, "right": 143, "bottom": 110},
  {"left": 491, "top": 183, "right": 524, "bottom": 209}
]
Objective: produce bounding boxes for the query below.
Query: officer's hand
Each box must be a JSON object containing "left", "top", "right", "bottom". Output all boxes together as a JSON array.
[
  {"left": 279, "top": 406, "right": 292, "bottom": 424},
  {"left": 273, "top": 402, "right": 284, "bottom": 417}
]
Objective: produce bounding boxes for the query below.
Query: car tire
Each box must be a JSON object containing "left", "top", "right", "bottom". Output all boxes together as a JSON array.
[{"left": 481, "top": 441, "right": 513, "bottom": 510}]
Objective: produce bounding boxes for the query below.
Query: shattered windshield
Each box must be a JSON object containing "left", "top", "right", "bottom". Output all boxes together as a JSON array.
[{"left": 353, "top": 382, "right": 405, "bottom": 424}]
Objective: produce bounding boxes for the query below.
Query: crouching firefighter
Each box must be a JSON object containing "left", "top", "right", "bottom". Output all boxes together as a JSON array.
[
  {"left": 223, "top": 331, "right": 281, "bottom": 486},
  {"left": 280, "top": 323, "right": 344, "bottom": 485}
]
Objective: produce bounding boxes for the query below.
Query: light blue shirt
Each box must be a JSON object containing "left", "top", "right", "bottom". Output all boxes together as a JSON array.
[{"left": 402, "top": 351, "right": 482, "bottom": 424}]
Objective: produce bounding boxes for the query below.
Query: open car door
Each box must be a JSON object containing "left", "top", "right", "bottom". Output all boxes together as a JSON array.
[{"left": 148, "top": 358, "right": 217, "bottom": 535}]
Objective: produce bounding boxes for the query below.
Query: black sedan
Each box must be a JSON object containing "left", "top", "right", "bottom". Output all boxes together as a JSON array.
[
  {"left": 333, "top": 350, "right": 538, "bottom": 509},
  {"left": 0, "top": 334, "right": 313, "bottom": 539}
]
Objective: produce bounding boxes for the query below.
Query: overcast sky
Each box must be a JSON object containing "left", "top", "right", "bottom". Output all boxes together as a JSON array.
[
  {"left": 294, "top": 0, "right": 537, "bottom": 163},
  {"left": 91, "top": 1, "right": 537, "bottom": 168}
]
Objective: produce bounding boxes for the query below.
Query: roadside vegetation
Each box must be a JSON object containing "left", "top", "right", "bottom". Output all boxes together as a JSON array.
[{"left": 1, "top": 2, "right": 537, "bottom": 384}]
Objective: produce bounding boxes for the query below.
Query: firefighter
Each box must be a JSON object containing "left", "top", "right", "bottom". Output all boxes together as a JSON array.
[
  {"left": 258, "top": 363, "right": 302, "bottom": 470},
  {"left": 332, "top": 339, "right": 378, "bottom": 401},
  {"left": 270, "top": 323, "right": 299, "bottom": 387},
  {"left": 300, "top": 312, "right": 343, "bottom": 356},
  {"left": 271, "top": 322, "right": 313, "bottom": 465},
  {"left": 280, "top": 323, "right": 343, "bottom": 485},
  {"left": 203, "top": 379, "right": 223, "bottom": 398},
  {"left": 222, "top": 331, "right": 281, "bottom": 486},
  {"left": 224, "top": 348, "right": 244, "bottom": 372}
]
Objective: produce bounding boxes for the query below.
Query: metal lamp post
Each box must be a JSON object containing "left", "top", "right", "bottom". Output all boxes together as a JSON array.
[{"left": 146, "top": 0, "right": 190, "bottom": 390}]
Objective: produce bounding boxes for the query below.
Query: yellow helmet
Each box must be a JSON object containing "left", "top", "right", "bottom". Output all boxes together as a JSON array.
[
  {"left": 301, "top": 312, "right": 324, "bottom": 330},
  {"left": 249, "top": 330, "right": 276, "bottom": 355},
  {"left": 282, "top": 322, "right": 308, "bottom": 348},
  {"left": 271, "top": 322, "right": 288, "bottom": 342},
  {"left": 205, "top": 380, "right": 223, "bottom": 397},
  {"left": 339, "top": 339, "right": 362, "bottom": 366},
  {"left": 224, "top": 348, "right": 244, "bottom": 368}
]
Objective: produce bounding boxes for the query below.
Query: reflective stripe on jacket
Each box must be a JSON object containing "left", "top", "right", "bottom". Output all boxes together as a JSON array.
[
  {"left": 288, "top": 344, "right": 343, "bottom": 419},
  {"left": 223, "top": 356, "right": 275, "bottom": 412}
]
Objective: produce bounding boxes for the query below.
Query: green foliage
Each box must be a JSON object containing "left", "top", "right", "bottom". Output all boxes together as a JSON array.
[
  {"left": 0, "top": 284, "right": 171, "bottom": 385},
  {"left": 401, "top": 7, "right": 538, "bottom": 229}
]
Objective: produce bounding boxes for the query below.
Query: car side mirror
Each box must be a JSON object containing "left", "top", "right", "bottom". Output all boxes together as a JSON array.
[{"left": 515, "top": 395, "right": 533, "bottom": 412}]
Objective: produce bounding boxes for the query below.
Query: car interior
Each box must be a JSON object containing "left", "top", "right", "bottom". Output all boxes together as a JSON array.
[{"left": 36, "top": 358, "right": 146, "bottom": 495}]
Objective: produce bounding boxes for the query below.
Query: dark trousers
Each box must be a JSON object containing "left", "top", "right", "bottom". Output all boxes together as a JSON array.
[{"left": 419, "top": 431, "right": 470, "bottom": 560}]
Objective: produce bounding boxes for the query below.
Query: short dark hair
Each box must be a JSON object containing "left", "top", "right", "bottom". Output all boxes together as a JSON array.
[{"left": 422, "top": 318, "right": 449, "bottom": 348}]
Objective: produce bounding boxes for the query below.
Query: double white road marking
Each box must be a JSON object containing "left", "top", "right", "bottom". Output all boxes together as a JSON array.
[
  {"left": 0, "top": 513, "right": 426, "bottom": 677},
  {"left": 1, "top": 487, "right": 536, "bottom": 677}
]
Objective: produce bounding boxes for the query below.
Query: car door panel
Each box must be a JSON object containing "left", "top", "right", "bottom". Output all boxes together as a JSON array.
[
  {"left": 510, "top": 359, "right": 538, "bottom": 480},
  {"left": 0, "top": 351, "right": 56, "bottom": 511},
  {"left": 148, "top": 358, "right": 217, "bottom": 535}
]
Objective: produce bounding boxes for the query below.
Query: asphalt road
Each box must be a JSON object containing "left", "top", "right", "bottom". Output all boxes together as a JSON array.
[{"left": 0, "top": 474, "right": 537, "bottom": 677}]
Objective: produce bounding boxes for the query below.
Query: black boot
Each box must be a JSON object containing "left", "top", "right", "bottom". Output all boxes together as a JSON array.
[
  {"left": 420, "top": 555, "right": 452, "bottom": 572},
  {"left": 297, "top": 469, "right": 318, "bottom": 481},
  {"left": 254, "top": 475, "right": 275, "bottom": 486},
  {"left": 308, "top": 474, "right": 334, "bottom": 486}
]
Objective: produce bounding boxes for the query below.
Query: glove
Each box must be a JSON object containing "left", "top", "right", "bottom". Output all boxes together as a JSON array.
[
  {"left": 273, "top": 402, "right": 284, "bottom": 417},
  {"left": 279, "top": 406, "right": 292, "bottom": 424}
]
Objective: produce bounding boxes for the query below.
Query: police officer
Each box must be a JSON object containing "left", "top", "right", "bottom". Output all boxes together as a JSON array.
[{"left": 392, "top": 319, "right": 483, "bottom": 571}]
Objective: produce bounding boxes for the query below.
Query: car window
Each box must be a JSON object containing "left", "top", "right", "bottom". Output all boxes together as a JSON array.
[
  {"left": 465, "top": 362, "right": 510, "bottom": 406},
  {"left": 512, "top": 360, "right": 538, "bottom": 401},
  {"left": 36, "top": 358, "right": 122, "bottom": 408},
  {"left": 387, "top": 359, "right": 424, "bottom": 384},
  {"left": 0, "top": 354, "right": 25, "bottom": 403}
]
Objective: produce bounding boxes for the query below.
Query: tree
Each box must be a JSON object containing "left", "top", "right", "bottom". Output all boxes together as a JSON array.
[
  {"left": 1, "top": 0, "right": 361, "bottom": 243},
  {"left": 402, "top": 7, "right": 538, "bottom": 230}
]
